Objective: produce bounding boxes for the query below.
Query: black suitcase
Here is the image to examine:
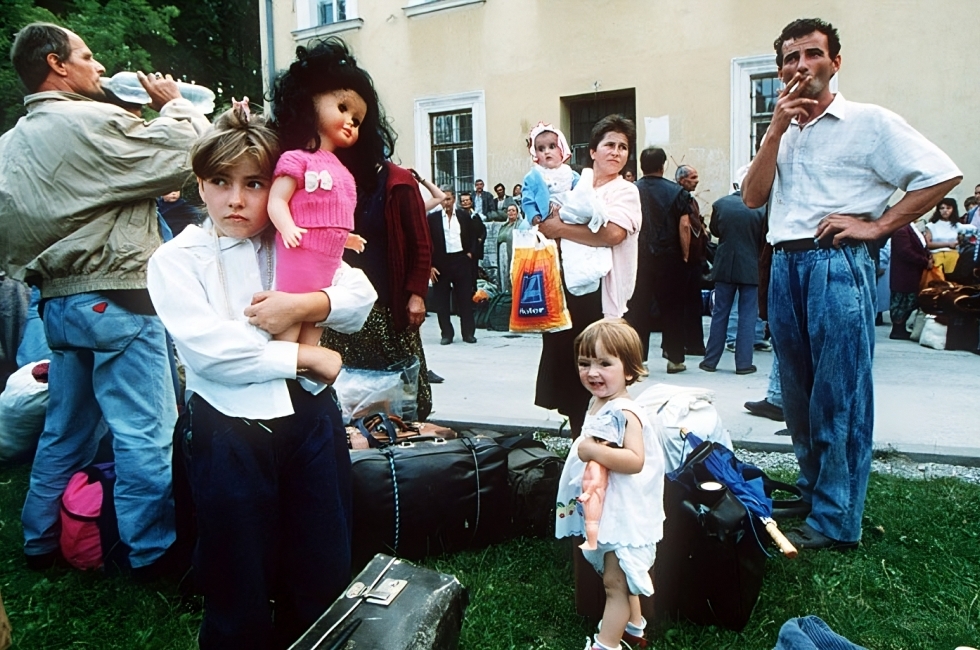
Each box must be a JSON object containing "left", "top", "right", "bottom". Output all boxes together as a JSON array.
[
  {"left": 476, "top": 430, "right": 563, "bottom": 538},
  {"left": 350, "top": 433, "right": 510, "bottom": 570},
  {"left": 290, "top": 553, "right": 468, "bottom": 650},
  {"left": 652, "top": 441, "right": 768, "bottom": 632}
]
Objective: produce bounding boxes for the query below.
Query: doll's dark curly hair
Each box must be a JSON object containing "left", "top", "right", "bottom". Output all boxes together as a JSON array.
[{"left": 270, "top": 38, "right": 396, "bottom": 192}]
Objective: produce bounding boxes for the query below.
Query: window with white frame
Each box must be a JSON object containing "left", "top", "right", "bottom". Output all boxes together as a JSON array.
[
  {"left": 292, "top": 0, "right": 360, "bottom": 41},
  {"left": 730, "top": 55, "right": 777, "bottom": 183},
  {"left": 404, "top": 0, "right": 485, "bottom": 18},
  {"left": 430, "top": 111, "right": 474, "bottom": 196},
  {"left": 750, "top": 73, "right": 780, "bottom": 158},
  {"left": 414, "top": 91, "right": 487, "bottom": 200},
  {"left": 318, "top": 0, "right": 346, "bottom": 25}
]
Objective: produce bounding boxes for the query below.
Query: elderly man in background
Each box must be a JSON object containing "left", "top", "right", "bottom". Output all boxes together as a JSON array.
[
  {"left": 674, "top": 164, "right": 708, "bottom": 359},
  {"left": 743, "top": 17, "right": 961, "bottom": 551},
  {"left": 0, "top": 22, "right": 209, "bottom": 575},
  {"left": 625, "top": 147, "right": 693, "bottom": 371}
]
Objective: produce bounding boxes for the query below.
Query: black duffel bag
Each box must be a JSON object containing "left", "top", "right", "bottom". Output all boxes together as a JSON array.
[
  {"left": 350, "top": 433, "right": 510, "bottom": 571},
  {"left": 652, "top": 440, "right": 769, "bottom": 632},
  {"left": 475, "top": 430, "right": 563, "bottom": 538}
]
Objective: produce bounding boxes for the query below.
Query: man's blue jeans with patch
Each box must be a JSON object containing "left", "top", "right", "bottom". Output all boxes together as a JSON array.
[
  {"left": 22, "top": 292, "right": 176, "bottom": 567},
  {"left": 769, "top": 244, "right": 875, "bottom": 544}
]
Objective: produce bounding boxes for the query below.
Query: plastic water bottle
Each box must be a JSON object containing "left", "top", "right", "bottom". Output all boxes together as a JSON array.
[{"left": 101, "top": 71, "right": 216, "bottom": 114}]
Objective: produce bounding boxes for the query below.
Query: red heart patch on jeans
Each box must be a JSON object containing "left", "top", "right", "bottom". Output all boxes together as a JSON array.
[{"left": 92, "top": 302, "right": 108, "bottom": 313}]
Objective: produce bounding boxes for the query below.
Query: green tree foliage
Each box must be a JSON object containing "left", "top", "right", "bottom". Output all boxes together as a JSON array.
[
  {"left": 146, "top": 0, "right": 263, "bottom": 109},
  {"left": 0, "top": 0, "right": 59, "bottom": 131},
  {"left": 0, "top": 0, "right": 262, "bottom": 133},
  {"left": 0, "top": 0, "right": 179, "bottom": 131}
]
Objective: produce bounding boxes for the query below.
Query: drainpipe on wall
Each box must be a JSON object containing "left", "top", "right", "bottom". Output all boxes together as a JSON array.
[{"left": 265, "top": 0, "right": 276, "bottom": 106}]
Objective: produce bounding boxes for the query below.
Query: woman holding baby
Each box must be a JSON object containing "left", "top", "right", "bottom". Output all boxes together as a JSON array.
[{"left": 532, "top": 115, "right": 641, "bottom": 436}]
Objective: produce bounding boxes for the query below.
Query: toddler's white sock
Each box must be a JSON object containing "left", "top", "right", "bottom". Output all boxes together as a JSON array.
[{"left": 625, "top": 616, "right": 647, "bottom": 638}]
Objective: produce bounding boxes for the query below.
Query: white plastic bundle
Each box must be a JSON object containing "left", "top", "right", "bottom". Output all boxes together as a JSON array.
[
  {"left": 634, "top": 383, "right": 732, "bottom": 473},
  {"left": 0, "top": 361, "right": 50, "bottom": 463}
]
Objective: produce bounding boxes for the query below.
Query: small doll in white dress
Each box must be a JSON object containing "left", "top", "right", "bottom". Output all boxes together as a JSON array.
[{"left": 555, "top": 319, "right": 666, "bottom": 650}]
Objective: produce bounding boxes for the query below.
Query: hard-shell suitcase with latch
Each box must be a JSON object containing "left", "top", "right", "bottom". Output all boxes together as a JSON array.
[{"left": 289, "top": 553, "right": 468, "bottom": 650}]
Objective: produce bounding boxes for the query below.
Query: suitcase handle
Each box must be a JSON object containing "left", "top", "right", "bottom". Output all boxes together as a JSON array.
[{"left": 395, "top": 436, "right": 448, "bottom": 447}]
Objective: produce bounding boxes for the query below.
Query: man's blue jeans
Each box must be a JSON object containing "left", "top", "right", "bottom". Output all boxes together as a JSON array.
[
  {"left": 704, "top": 281, "right": 758, "bottom": 370},
  {"left": 769, "top": 244, "right": 876, "bottom": 543},
  {"left": 725, "top": 299, "right": 766, "bottom": 347},
  {"left": 22, "top": 292, "right": 176, "bottom": 567},
  {"left": 767, "top": 353, "right": 782, "bottom": 408}
]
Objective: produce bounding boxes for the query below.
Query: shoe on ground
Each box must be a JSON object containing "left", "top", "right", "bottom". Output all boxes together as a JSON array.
[
  {"left": 25, "top": 549, "right": 67, "bottom": 571},
  {"left": 744, "top": 399, "right": 785, "bottom": 421},
  {"left": 130, "top": 543, "right": 184, "bottom": 584},
  {"left": 440, "top": 337, "right": 453, "bottom": 345},
  {"left": 772, "top": 498, "right": 811, "bottom": 521},
  {"left": 426, "top": 369, "right": 444, "bottom": 384},
  {"left": 698, "top": 361, "right": 716, "bottom": 372},
  {"left": 889, "top": 326, "right": 912, "bottom": 340},
  {"left": 784, "top": 522, "right": 858, "bottom": 552},
  {"left": 735, "top": 365, "right": 757, "bottom": 375},
  {"left": 666, "top": 361, "right": 686, "bottom": 374},
  {"left": 725, "top": 341, "right": 736, "bottom": 353},
  {"left": 774, "top": 428, "right": 790, "bottom": 436},
  {"left": 754, "top": 341, "right": 773, "bottom": 352},
  {"left": 586, "top": 636, "right": 636, "bottom": 650},
  {"left": 463, "top": 335, "right": 477, "bottom": 344}
]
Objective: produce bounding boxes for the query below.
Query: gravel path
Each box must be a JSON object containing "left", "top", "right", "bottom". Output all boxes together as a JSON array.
[{"left": 540, "top": 436, "right": 980, "bottom": 485}]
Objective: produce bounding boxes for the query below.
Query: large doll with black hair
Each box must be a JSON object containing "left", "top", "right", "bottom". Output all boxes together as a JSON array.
[{"left": 268, "top": 38, "right": 385, "bottom": 347}]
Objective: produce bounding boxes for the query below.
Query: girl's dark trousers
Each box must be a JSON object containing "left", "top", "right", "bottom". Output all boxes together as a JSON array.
[{"left": 184, "top": 381, "right": 352, "bottom": 650}]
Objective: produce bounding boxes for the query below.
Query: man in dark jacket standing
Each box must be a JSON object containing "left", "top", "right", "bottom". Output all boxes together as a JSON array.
[
  {"left": 427, "top": 188, "right": 480, "bottom": 344},
  {"left": 625, "top": 147, "right": 693, "bottom": 372},
  {"left": 700, "top": 189, "right": 766, "bottom": 373}
]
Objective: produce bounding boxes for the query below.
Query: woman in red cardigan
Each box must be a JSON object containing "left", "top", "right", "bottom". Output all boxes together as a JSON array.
[
  {"left": 318, "top": 71, "right": 435, "bottom": 418},
  {"left": 322, "top": 162, "right": 435, "bottom": 419}
]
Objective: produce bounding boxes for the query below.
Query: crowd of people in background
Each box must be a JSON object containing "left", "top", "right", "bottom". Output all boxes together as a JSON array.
[{"left": 0, "top": 14, "right": 977, "bottom": 650}]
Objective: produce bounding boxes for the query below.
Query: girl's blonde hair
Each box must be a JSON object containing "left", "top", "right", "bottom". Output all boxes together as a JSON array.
[
  {"left": 190, "top": 104, "right": 280, "bottom": 180},
  {"left": 574, "top": 319, "right": 648, "bottom": 385}
]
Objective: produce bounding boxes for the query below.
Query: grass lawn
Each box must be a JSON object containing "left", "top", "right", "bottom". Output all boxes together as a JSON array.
[{"left": 1, "top": 461, "right": 979, "bottom": 649}]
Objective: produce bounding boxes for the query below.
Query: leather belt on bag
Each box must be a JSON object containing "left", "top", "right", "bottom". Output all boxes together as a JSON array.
[{"left": 773, "top": 237, "right": 862, "bottom": 252}]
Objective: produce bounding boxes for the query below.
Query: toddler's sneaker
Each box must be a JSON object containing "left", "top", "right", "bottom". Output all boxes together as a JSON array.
[{"left": 585, "top": 637, "right": 625, "bottom": 650}]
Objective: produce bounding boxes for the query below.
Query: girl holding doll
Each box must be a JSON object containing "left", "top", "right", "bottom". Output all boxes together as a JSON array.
[
  {"left": 147, "top": 102, "right": 375, "bottom": 649},
  {"left": 555, "top": 319, "right": 665, "bottom": 650}
]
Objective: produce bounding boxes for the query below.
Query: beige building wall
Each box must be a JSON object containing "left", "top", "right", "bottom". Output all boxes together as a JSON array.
[{"left": 261, "top": 0, "right": 980, "bottom": 214}]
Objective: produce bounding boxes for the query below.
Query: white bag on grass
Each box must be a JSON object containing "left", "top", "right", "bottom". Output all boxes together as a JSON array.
[
  {"left": 919, "top": 316, "right": 947, "bottom": 350},
  {"left": 635, "top": 383, "right": 733, "bottom": 473},
  {"left": 0, "top": 361, "right": 50, "bottom": 463},
  {"left": 909, "top": 310, "right": 927, "bottom": 342}
]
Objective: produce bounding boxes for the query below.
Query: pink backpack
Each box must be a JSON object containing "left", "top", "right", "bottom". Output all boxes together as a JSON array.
[{"left": 60, "top": 463, "right": 127, "bottom": 570}]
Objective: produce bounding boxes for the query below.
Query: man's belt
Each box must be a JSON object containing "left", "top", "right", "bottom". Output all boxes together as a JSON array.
[{"left": 773, "top": 237, "right": 862, "bottom": 252}]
